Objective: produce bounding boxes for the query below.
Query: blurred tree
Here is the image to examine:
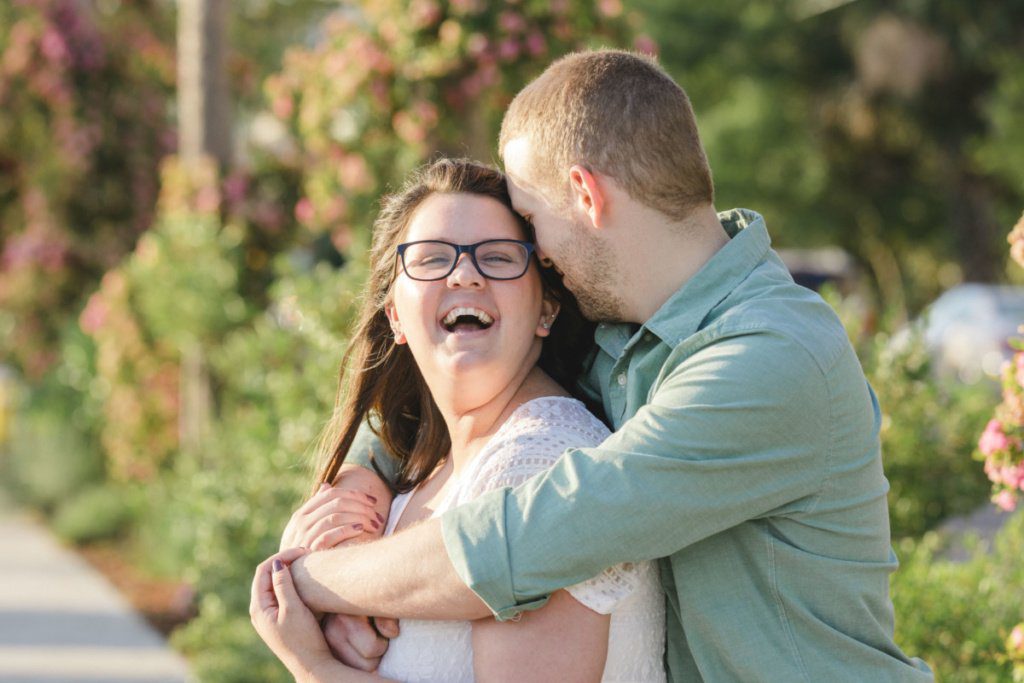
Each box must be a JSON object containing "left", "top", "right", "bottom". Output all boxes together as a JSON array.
[{"left": 635, "top": 0, "right": 1024, "bottom": 318}]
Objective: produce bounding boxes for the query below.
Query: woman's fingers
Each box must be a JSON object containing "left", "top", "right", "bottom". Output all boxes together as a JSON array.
[
  {"left": 303, "top": 486, "right": 378, "bottom": 518},
  {"left": 250, "top": 557, "right": 277, "bottom": 617},
  {"left": 373, "top": 617, "right": 401, "bottom": 639},
  {"left": 323, "top": 614, "right": 390, "bottom": 672},
  {"left": 310, "top": 523, "right": 368, "bottom": 551},
  {"left": 292, "top": 490, "right": 383, "bottom": 547},
  {"left": 251, "top": 548, "right": 309, "bottom": 620},
  {"left": 271, "top": 557, "right": 301, "bottom": 616}
]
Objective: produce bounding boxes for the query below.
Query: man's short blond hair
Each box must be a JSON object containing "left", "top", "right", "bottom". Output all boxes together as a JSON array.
[{"left": 499, "top": 49, "right": 713, "bottom": 220}]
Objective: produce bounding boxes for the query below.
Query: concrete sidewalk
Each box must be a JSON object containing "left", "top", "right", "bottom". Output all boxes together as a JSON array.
[{"left": 0, "top": 491, "right": 193, "bottom": 683}]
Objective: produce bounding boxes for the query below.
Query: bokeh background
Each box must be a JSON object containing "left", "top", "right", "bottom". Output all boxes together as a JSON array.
[{"left": 1, "top": 0, "right": 1023, "bottom": 680}]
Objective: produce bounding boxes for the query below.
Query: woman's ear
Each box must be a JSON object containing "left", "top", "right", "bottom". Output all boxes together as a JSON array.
[
  {"left": 536, "top": 297, "right": 561, "bottom": 338},
  {"left": 385, "top": 304, "right": 407, "bottom": 344}
]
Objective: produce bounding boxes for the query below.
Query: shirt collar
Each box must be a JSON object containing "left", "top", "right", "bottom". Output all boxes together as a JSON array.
[{"left": 638, "top": 208, "right": 772, "bottom": 347}]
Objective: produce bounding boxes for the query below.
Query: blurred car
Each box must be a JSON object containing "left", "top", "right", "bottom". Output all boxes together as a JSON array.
[{"left": 917, "top": 284, "right": 1024, "bottom": 384}]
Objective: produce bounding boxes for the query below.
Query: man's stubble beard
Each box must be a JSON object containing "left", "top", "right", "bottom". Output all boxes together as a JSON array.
[{"left": 562, "top": 216, "right": 628, "bottom": 323}]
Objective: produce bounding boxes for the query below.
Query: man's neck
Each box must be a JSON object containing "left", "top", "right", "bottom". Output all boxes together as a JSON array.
[{"left": 617, "top": 204, "right": 728, "bottom": 324}]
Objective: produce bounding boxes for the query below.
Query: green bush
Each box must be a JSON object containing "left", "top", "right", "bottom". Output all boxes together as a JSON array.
[
  {"left": 52, "top": 482, "right": 138, "bottom": 544},
  {"left": 863, "top": 330, "right": 994, "bottom": 539},
  {"left": 892, "top": 514, "right": 1024, "bottom": 681},
  {"left": 131, "top": 257, "right": 364, "bottom": 681},
  {"left": 823, "top": 286, "right": 995, "bottom": 540},
  {"left": 0, "top": 358, "right": 104, "bottom": 512}
]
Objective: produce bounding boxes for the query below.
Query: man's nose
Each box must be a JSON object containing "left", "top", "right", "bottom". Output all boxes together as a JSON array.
[{"left": 447, "top": 253, "right": 485, "bottom": 287}]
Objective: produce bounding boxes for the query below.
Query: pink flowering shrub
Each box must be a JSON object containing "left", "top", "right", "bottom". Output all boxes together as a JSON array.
[
  {"left": 265, "top": 0, "right": 647, "bottom": 250},
  {"left": 0, "top": 1, "right": 175, "bottom": 377},
  {"left": 974, "top": 212, "right": 1024, "bottom": 512}
]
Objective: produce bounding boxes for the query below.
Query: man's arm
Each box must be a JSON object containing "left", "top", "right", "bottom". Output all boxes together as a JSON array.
[
  {"left": 289, "top": 517, "right": 491, "bottom": 620},
  {"left": 442, "top": 330, "right": 836, "bottom": 620},
  {"left": 290, "top": 331, "right": 833, "bottom": 622}
]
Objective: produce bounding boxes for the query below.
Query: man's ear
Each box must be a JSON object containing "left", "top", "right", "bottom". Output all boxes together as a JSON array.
[
  {"left": 384, "top": 304, "right": 407, "bottom": 344},
  {"left": 536, "top": 296, "right": 561, "bottom": 338},
  {"left": 568, "top": 165, "right": 605, "bottom": 228}
]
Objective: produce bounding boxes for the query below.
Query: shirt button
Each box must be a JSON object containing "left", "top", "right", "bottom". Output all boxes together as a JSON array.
[{"left": 617, "top": 373, "right": 627, "bottom": 386}]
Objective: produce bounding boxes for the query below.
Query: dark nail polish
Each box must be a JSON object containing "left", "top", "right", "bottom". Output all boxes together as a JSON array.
[
  {"left": 375, "top": 512, "right": 385, "bottom": 524},
  {"left": 366, "top": 494, "right": 378, "bottom": 504},
  {"left": 353, "top": 523, "right": 364, "bottom": 531},
  {"left": 371, "top": 519, "right": 380, "bottom": 530},
  {"left": 273, "top": 559, "right": 283, "bottom": 572}
]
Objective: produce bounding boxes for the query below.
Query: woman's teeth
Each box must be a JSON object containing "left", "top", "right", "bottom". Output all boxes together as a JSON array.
[{"left": 441, "top": 307, "right": 494, "bottom": 332}]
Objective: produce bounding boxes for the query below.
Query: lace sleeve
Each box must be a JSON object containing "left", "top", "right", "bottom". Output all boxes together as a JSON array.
[{"left": 457, "top": 398, "right": 650, "bottom": 615}]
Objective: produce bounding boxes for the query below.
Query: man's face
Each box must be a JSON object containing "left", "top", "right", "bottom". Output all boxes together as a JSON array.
[{"left": 502, "top": 136, "right": 627, "bottom": 322}]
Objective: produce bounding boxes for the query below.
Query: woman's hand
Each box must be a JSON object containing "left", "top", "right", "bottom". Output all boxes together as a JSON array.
[
  {"left": 250, "top": 547, "right": 333, "bottom": 679},
  {"left": 280, "top": 483, "right": 384, "bottom": 552}
]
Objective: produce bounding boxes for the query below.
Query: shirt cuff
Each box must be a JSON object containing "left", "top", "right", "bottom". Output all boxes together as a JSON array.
[{"left": 439, "top": 487, "right": 550, "bottom": 621}]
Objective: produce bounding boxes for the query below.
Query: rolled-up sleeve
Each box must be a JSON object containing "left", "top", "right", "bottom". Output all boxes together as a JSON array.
[
  {"left": 344, "top": 418, "right": 400, "bottom": 486},
  {"left": 440, "top": 330, "right": 833, "bottom": 619}
]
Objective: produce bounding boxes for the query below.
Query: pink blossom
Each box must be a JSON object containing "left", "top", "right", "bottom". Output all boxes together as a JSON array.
[
  {"left": 524, "top": 32, "right": 547, "bottom": 57},
  {"left": 598, "top": 0, "right": 623, "bottom": 18},
  {"left": 499, "top": 11, "right": 527, "bottom": 34},
  {"left": 295, "top": 198, "right": 316, "bottom": 225},
  {"left": 1015, "top": 353, "right": 1024, "bottom": 388},
  {"left": 222, "top": 173, "right": 249, "bottom": 205},
  {"left": 40, "top": 27, "right": 69, "bottom": 64},
  {"left": 978, "top": 419, "right": 1010, "bottom": 456},
  {"left": 635, "top": 34, "right": 658, "bottom": 56},
  {"left": 994, "top": 489, "right": 1017, "bottom": 512},
  {"left": 79, "top": 293, "right": 109, "bottom": 335},
  {"left": 272, "top": 95, "right": 294, "bottom": 120},
  {"left": 1001, "top": 464, "right": 1024, "bottom": 490},
  {"left": 337, "top": 154, "right": 372, "bottom": 192},
  {"left": 466, "top": 33, "right": 490, "bottom": 58},
  {"left": 1009, "top": 624, "right": 1024, "bottom": 654}
]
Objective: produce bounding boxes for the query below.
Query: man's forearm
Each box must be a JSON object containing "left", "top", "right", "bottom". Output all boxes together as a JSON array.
[{"left": 290, "top": 518, "right": 490, "bottom": 621}]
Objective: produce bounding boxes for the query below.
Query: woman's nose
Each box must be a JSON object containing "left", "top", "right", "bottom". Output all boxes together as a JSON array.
[{"left": 447, "top": 253, "right": 485, "bottom": 287}]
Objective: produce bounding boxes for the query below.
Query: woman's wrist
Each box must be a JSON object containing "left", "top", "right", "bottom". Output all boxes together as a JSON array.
[{"left": 286, "top": 652, "right": 339, "bottom": 683}]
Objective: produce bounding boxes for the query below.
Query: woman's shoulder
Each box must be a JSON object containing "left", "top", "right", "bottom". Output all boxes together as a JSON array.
[
  {"left": 498, "top": 396, "right": 611, "bottom": 449},
  {"left": 468, "top": 397, "right": 610, "bottom": 484}
]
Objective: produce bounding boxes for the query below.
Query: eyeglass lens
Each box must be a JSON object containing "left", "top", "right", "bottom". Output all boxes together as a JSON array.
[{"left": 402, "top": 241, "right": 530, "bottom": 280}]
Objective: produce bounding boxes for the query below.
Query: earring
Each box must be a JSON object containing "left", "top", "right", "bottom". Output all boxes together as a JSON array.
[{"left": 541, "top": 315, "right": 555, "bottom": 330}]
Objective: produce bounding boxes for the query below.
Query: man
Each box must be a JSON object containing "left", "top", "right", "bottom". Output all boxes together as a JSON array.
[{"left": 288, "top": 49, "right": 933, "bottom": 681}]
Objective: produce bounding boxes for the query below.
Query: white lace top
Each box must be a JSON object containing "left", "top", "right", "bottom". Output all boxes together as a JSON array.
[{"left": 376, "top": 397, "right": 666, "bottom": 682}]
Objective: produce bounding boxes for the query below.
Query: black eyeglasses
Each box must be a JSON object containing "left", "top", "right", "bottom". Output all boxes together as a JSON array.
[{"left": 396, "top": 239, "right": 536, "bottom": 281}]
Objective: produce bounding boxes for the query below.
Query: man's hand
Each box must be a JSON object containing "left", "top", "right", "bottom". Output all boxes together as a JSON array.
[{"left": 322, "top": 614, "right": 401, "bottom": 672}]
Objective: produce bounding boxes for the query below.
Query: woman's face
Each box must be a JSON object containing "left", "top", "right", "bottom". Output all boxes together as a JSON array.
[{"left": 386, "top": 192, "right": 556, "bottom": 402}]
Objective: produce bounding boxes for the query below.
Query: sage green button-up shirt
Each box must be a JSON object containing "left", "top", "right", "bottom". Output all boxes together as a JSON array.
[{"left": 348, "top": 209, "right": 932, "bottom": 682}]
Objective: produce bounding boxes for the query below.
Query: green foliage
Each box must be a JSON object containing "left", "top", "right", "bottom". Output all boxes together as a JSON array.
[
  {"left": 133, "top": 257, "right": 364, "bottom": 681},
  {"left": 637, "top": 0, "right": 1024, "bottom": 315},
  {"left": 863, "top": 330, "right": 994, "bottom": 539},
  {"left": 0, "top": 330, "right": 104, "bottom": 511},
  {"left": 891, "top": 515, "right": 1024, "bottom": 681},
  {"left": 52, "top": 482, "right": 138, "bottom": 544},
  {"left": 2, "top": 405, "right": 104, "bottom": 513}
]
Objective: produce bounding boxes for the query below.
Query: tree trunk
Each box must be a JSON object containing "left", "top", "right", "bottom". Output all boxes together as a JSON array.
[{"left": 177, "top": 0, "right": 232, "bottom": 168}]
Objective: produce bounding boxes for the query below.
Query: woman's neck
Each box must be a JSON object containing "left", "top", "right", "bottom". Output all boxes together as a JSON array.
[{"left": 433, "top": 364, "right": 566, "bottom": 476}]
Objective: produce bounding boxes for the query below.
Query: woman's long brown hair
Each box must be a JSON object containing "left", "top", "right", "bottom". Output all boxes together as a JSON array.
[{"left": 311, "top": 158, "right": 600, "bottom": 496}]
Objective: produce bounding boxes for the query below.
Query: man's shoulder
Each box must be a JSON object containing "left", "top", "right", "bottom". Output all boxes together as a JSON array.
[{"left": 699, "top": 262, "right": 854, "bottom": 376}]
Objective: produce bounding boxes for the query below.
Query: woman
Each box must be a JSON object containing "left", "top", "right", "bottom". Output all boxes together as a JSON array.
[{"left": 251, "top": 159, "right": 665, "bottom": 681}]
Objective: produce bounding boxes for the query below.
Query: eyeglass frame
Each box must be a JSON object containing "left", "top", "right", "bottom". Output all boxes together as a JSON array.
[{"left": 395, "top": 239, "right": 538, "bottom": 281}]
